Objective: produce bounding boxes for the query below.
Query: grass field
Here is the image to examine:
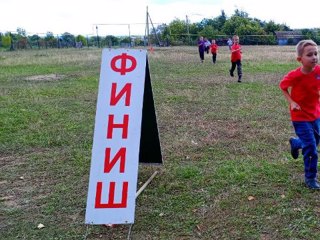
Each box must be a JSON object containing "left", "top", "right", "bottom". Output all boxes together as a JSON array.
[{"left": 1, "top": 45, "right": 320, "bottom": 240}]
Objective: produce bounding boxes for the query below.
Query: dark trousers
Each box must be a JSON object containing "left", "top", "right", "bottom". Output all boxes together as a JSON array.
[
  {"left": 212, "top": 53, "right": 217, "bottom": 63},
  {"left": 199, "top": 51, "right": 204, "bottom": 61},
  {"left": 292, "top": 119, "right": 320, "bottom": 179},
  {"left": 230, "top": 60, "right": 242, "bottom": 79}
]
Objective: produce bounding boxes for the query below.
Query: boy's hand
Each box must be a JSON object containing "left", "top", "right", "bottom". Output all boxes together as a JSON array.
[{"left": 290, "top": 102, "right": 301, "bottom": 111}]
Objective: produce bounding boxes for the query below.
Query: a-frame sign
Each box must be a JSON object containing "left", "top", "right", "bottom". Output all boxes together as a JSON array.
[
  {"left": 85, "top": 49, "right": 162, "bottom": 225},
  {"left": 139, "top": 59, "right": 162, "bottom": 164}
]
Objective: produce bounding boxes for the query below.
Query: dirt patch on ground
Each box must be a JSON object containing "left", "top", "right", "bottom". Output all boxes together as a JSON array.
[
  {"left": 25, "top": 74, "right": 65, "bottom": 81},
  {"left": 0, "top": 149, "right": 50, "bottom": 211}
]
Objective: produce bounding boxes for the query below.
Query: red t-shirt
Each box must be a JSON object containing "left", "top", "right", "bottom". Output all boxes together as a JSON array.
[
  {"left": 210, "top": 44, "right": 218, "bottom": 54},
  {"left": 231, "top": 43, "right": 241, "bottom": 62},
  {"left": 279, "top": 65, "right": 320, "bottom": 121}
]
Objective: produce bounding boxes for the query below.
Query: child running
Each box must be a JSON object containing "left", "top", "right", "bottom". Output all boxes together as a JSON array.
[
  {"left": 229, "top": 35, "right": 242, "bottom": 82},
  {"left": 197, "top": 36, "right": 205, "bottom": 63},
  {"left": 210, "top": 39, "right": 218, "bottom": 64},
  {"left": 279, "top": 39, "right": 320, "bottom": 189}
]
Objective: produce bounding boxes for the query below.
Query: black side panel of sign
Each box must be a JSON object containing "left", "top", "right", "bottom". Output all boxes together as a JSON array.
[{"left": 139, "top": 58, "right": 163, "bottom": 164}]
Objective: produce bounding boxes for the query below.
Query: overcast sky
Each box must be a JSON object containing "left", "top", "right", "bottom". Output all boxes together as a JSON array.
[{"left": 1, "top": 0, "right": 319, "bottom": 36}]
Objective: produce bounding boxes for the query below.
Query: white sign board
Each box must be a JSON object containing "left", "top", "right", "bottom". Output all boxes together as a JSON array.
[{"left": 85, "top": 49, "right": 147, "bottom": 224}]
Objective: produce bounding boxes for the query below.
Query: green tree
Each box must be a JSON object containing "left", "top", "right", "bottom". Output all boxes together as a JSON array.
[
  {"left": 29, "top": 34, "right": 40, "bottom": 41},
  {"left": 13, "top": 28, "right": 27, "bottom": 49},
  {"left": 76, "top": 35, "right": 87, "bottom": 46},
  {"left": 155, "top": 23, "right": 169, "bottom": 45},
  {"left": 233, "top": 9, "right": 249, "bottom": 18},
  {"left": 61, "top": 32, "right": 75, "bottom": 47},
  {"left": 144, "top": 7, "right": 295, "bottom": 46},
  {"left": 89, "top": 36, "right": 98, "bottom": 47},
  {"left": 201, "top": 10, "right": 227, "bottom": 33},
  {"left": 221, "top": 9, "right": 278, "bottom": 44},
  {"left": 237, "top": 21, "right": 265, "bottom": 36},
  {"left": 104, "top": 35, "right": 119, "bottom": 47},
  {"left": 222, "top": 15, "right": 249, "bottom": 36},
  {"left": 133, "top": 37, "right": 144, "bottom": 46},
  {"left": 16, "top": 27, "right": 26, "bottom": 37},
  {"left": 215, "top": 10, "right": 227, "bottom": 32},
  {"left": 120, "top": 37, "right": 131, "bottom": 44},
  {"left": 167, "top": 19, "right": 188, "bottom": 45},
  {"left": 45, "top": 32, "right": 55, "bottom": 41},
  {"left": 45, "top": 32, "right": 57, "bottom": 48},
  {"left": 28, "top": 34, "right": 40, "bottom": 48},
  {"left": 302, "top": 29, "right": 320, "bottom": 44},
  {"left": 263, "top": 21, "right": 280, "bottom": 34},
  {"left": 199, "top": 25, "right": 220, "bottom": 39},
  {"left": 1, "top": 34, "right": 11, "bottom": 48}
]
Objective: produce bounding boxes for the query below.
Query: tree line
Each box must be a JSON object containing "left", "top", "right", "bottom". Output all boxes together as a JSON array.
[
  {"left": 1, "top": 9, "right": 320, "bottom": 50},
  {"left": 153, "top": 9, "right": 320, "bottom": 46},
  {"left": 0, "top": 28, "right": 147, "bottom": 50}
]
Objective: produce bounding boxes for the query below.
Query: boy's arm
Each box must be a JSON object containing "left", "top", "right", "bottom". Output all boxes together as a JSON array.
[
  {"left": 231, "top": 46, "right": 241, "bottom": 53},
  {"left": 281, "top": 89, "right": 301, "bottom": 111}
]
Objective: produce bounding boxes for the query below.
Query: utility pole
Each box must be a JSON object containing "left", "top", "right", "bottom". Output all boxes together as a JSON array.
[
  {"left": 186, "top": 15, "right": 191, "bottom": 45},
  {"left": 147, "top": 7, "right": 161, "bottom": 46},
  {"left": 128, "top": 24, "right": 131, "bottom": 47},
  {"left": 145, "top": 6, "right": 150, "bottom": 47},
  {"left": 10, "top": 32, "right": 14, "bottom": 51},
  {"left": 96, "top": 25, "right": 100, "bottom": 48},
  {"left": 57, "top": 34, "right": 60, "bottom": 48}
]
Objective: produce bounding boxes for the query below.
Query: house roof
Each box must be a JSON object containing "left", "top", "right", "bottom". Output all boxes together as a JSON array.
[{"left": 275, "top": 31, "right": 303, "bottom": 39}]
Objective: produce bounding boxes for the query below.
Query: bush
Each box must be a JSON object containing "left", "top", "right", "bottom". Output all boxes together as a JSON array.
[{"left": 1, "top": 35, "right": 11, "bottom": 48}]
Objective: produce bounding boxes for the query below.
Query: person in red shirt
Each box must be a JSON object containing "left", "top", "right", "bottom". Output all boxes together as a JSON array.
[
  {"left": 279, "top": 39, "right": 320, "bottom": 189},
  {"left": 210, "top": 39, "right": 218, "bottom": 64},
  {"left": 229, "top": 35, "right": 242, "bottom": 82}
]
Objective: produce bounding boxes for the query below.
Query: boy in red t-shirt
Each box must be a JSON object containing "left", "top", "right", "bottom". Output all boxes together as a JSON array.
[
  {"left": 279, "top": 39, "right": 320, "bottom": 189},
  {"left": 210, "top": 39, "right": 218, "bottom": 64},
  {"left": 229, "top": 35, "right": 242, "bottom": 82}
]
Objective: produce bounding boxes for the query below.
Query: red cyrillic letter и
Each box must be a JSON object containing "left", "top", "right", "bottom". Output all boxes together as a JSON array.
[
  {"left": 110, "top": 83, "right": 132, "bottom": 106},
  {"left": 107, "top": 114, "right": 129, "bottom": 139},
  {"left": 104, "top": 147, "right": 126, "bottom": 173}
]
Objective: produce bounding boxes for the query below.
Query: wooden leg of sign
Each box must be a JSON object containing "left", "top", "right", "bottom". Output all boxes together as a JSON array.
[
  {"left": 136, "top": 171, "right": 158, "bottom": 198},
  {"left": 105, "top": 171, "right": 159, "bottom": 232},
  {"left": 127, "top": 224, "right": 134, "bottom": 240},
  {"left": 127, "top": 171, "right": 159, "bottom": 239}
]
